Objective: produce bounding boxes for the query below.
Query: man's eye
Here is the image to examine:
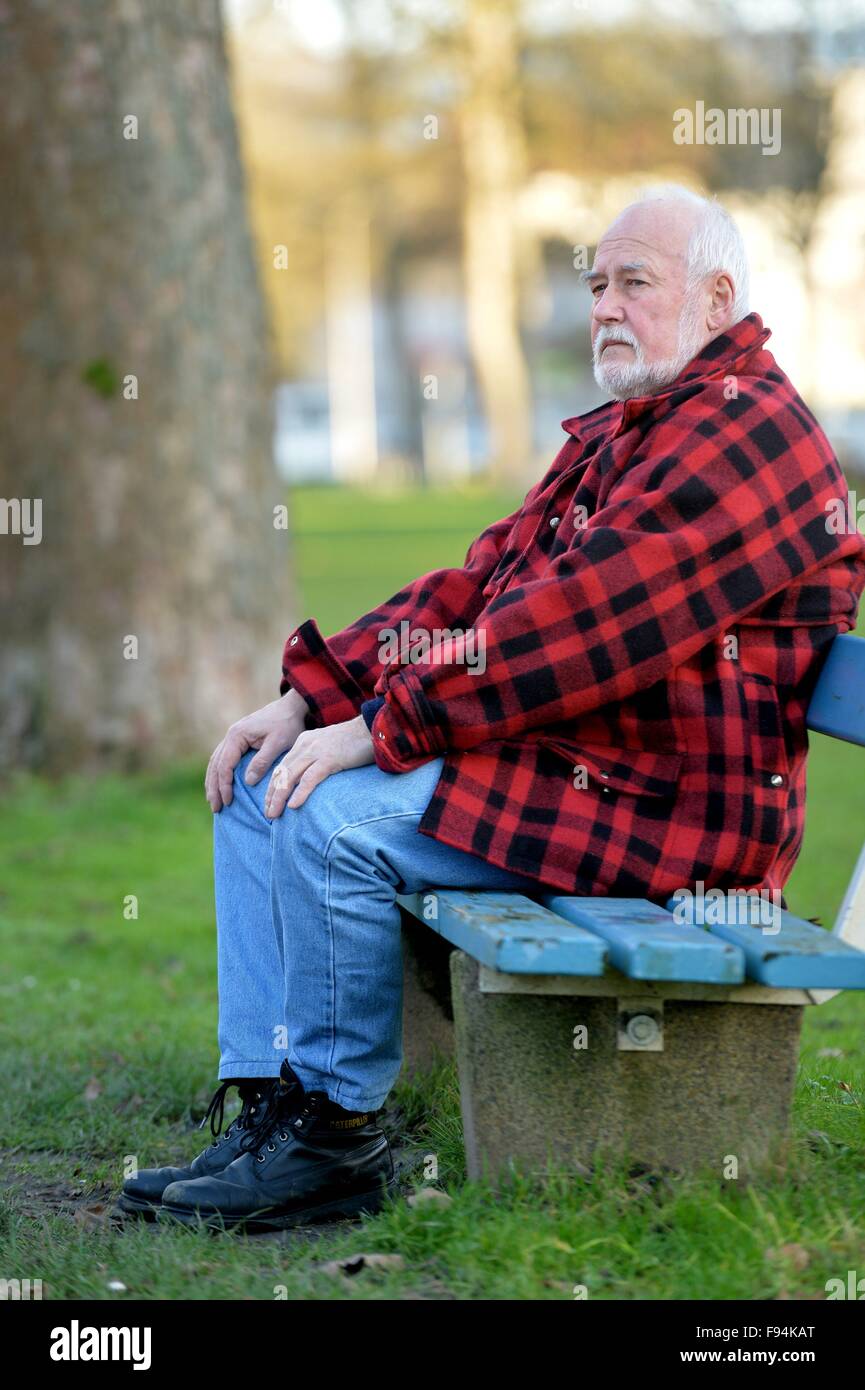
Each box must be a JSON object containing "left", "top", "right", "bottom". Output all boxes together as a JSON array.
[
  {"left": 626, "top": 278, "right": 647, "bottom": 287},
  {"left": 591, "top": 284, "right": 605, "bottom": 296}
]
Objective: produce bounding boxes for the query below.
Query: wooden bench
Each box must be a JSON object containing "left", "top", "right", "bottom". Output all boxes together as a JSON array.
[{"left": 398, "top": 632, "right": 865, "bottom": 1178}]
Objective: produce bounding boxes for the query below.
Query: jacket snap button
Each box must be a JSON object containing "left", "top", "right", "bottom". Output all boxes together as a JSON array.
[
  {"left": 549, "top": 516, "right": 560, "bottom": 528},
  {"left": 600, "top": 771, "right": 609, "bottom": 779},
  {"left": 602, "top": 786, "right": 610, "bottom": 794},
  {"left": 289, "top": 635, "right": 298, "bottom": 645},
  {"left": 770, "top": 773, "right": 783, "bottom": 786},
  {"left": 378, "top": 731, "right": 385, "bottom": 739}
]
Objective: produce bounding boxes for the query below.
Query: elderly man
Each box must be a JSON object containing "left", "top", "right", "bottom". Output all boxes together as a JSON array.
[{"left": 119, "top": 186, "right": 865, "bottom": 1230}]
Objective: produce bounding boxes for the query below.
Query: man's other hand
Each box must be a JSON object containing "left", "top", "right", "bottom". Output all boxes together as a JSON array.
[
  {"left": 206, "top": 690, "right": 310, "bottom": 812},
  {"left": 264, "top": 716, "right": 375, "bottom": 818}
]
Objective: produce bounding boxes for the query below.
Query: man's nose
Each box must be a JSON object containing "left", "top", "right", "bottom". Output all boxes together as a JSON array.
[{"left": 592, "top": 287, "right": 625, "bottom": 324}]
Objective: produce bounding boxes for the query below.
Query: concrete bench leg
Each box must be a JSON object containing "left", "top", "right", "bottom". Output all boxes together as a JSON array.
[
  {"left": 450, "top": 951, "right": 804, "bottom": 1179},
  {"left": 399, "top": 908, "right": 455, "bottom": 1078}
]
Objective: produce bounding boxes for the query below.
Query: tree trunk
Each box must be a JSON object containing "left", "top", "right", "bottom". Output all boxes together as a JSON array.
[
  {"left": 0, "top": 0, "right": 291, "bottom": 773},
  {"left": 458, "top": 0, "right": 534, "bottom": 486}
]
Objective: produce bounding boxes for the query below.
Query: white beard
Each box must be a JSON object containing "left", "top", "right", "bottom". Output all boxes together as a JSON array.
[{"left": 592, "top": 299, "right": 708, "bottom": 400}]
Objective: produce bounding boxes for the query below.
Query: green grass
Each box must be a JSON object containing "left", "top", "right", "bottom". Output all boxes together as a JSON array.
[
  {"left": 1, "top": 484, "right": 863, "bottom": 1301},
  {"left": 290, "top": 483, "right": 523, "bottom": 635}
]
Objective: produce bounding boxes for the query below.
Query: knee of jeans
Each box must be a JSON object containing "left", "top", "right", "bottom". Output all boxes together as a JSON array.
[
  {"left": 271, "top": 775, "right": 339, "bottom": 861},
  {"left": 276, "top": 776, "right": 385, "bottom": 879}
]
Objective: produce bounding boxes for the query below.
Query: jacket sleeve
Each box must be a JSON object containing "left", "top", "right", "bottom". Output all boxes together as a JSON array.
[
  {"left": 368, "top": 388, "right": 865, "bottom": 771},
  {"left": 278, "top": 490, "right": 539, "bottom": 728}
]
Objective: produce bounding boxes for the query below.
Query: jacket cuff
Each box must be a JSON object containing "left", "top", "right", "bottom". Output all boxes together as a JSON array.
[
  {"left": 361, "top": 696, "right": 385, "bottom": 731},
  {"left": 369, "top": 667, "right": 449, "bottom": 772},
  {"left": 280, "top": 618, "right": 366, "bottom": 728}
]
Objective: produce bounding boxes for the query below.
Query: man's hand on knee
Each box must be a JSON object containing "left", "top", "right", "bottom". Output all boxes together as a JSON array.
[
  {"left": 206, "top": 690, "right": 310, "bottom": 812},
  {"left": 264, "top": 716, "right": 375, "bottom": 818}
]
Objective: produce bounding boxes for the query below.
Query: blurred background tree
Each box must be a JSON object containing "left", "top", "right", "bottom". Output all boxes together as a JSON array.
[
  {"left": 229, "top": 0, "right": 865, "bottom": 486},
  {"left": 457, "top": 0, "right": 534, "bottom": 484},
  {"left": 0, "top": 0, "right": 289, "bottom": 774}
]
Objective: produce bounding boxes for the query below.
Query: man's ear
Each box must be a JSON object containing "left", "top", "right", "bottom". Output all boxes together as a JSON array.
[{"left": 706, "top": 273, "right": 735, "bottom": 331}]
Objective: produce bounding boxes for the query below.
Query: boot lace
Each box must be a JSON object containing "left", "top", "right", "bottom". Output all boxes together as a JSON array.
[
  {"left": 198, "top": 1081, "right": 269, "bottom": 1149},
  {"left": 240, "top": 1090, "right": 316, "bottom": 1160}
]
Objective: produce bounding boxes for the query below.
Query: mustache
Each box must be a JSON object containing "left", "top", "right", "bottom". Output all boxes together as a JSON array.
[{"left": 593, "top": 326, "right": 641, "bottom": 362}]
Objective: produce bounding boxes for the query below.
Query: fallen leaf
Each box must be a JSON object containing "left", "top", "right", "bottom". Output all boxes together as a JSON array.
[
  {"left": 73, "top": 1203, "right": 111, "bottom": 1230},
  {"left": 83, "top": 1078, "right": 102, "bottom": 1103},
  {"left": 816, "top": 1048, "right": 844, "bottom": 1059}
]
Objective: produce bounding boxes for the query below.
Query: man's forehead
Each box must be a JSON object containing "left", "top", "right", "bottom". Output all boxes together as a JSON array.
[
  {"left": 597, "top": 204, "right": 693, "bottom": 258},
  {"left": 586, "top": 216, "right": 695, "bottom": 279},
  {"left": 588, "top": 228, "right": 688, "bottom": 280}
]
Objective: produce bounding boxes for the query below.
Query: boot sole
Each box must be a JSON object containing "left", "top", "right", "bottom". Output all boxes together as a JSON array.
[
  {"left": 113, "top": 1191, "right": 162, "bottom": 1221},
  {"left": 158, "top": 1177, "right": 397, "bottom": 1233}
]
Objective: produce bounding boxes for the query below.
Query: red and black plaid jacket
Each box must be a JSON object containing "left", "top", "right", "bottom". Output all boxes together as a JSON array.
[{"left": 280, "top": 314, "right": 865, "bottom": 899}]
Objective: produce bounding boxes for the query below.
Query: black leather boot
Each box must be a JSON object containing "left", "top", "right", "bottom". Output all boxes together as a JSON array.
[
  {"left": 114, "top": 1067, "right": 299, "bottom": 1220},
  {"left": 159, "top": 1086, "right": 396, "bottom": 1232}
]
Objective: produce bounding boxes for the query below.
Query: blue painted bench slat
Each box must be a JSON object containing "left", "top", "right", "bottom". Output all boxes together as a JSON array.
[
  {"left": 806, "top": 633, "right": 865, "bottom": 747},
  {"left": 397, "top": 890, "right": 608, "bottom": 976},
  {"left": 541, "top": 894, "right": 745, "bottom": 983},
  {"left": 665, "top": 900, "right": 865, "bottom": 989}
]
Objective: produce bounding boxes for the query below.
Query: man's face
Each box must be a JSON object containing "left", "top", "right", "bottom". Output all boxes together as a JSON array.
[{"left": 585, "top": 203, "right": 709, "bottom": 400}]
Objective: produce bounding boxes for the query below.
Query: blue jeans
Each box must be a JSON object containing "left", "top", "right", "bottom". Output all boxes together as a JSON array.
[{"left": 214, "top": 749, "right": 538, "bottom": 1110}]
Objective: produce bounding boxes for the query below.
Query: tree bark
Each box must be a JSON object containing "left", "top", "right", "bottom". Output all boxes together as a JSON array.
[{"left": 0, "top": 0, "right": 291, "bottom": 773}]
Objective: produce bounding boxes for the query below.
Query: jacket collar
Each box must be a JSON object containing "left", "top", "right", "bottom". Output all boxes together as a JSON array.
[{"left": 561, "top": 312, "right": 772, "bottom": 438}]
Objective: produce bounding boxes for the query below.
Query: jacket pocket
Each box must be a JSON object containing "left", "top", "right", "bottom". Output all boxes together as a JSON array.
[
  {"left": 537, "top": 737, "right": 683, "bottom": 798},
  {"left": 740, "top": 670, "right": 790, "bottom": 781},
  {"left": 734, "top": 671, "right": 791, "bottom": 884}
]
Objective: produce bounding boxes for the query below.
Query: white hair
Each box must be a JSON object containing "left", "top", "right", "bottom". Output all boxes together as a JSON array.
[{"left": 621, "top": 183, "right": 750, "bottom": 323}]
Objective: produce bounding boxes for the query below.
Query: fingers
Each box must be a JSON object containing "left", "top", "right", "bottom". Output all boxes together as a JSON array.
[
  {"left": 214, "top": 729, "right": 250, "bottom": 811},
  {"left": 205, "top": 740, "right": 225, "bottom": 812},
  {"left": 244, "top": 733, "right": 284, "bottom": 787},
  {"left": 287, "top": 762, "right": 332, "bottom": 810},
  {"left": 264, "top": 746, "right": 319, "bottom": 819},
  {"left": 264, "top": 761, "right": 300, "bottom": 820}
]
